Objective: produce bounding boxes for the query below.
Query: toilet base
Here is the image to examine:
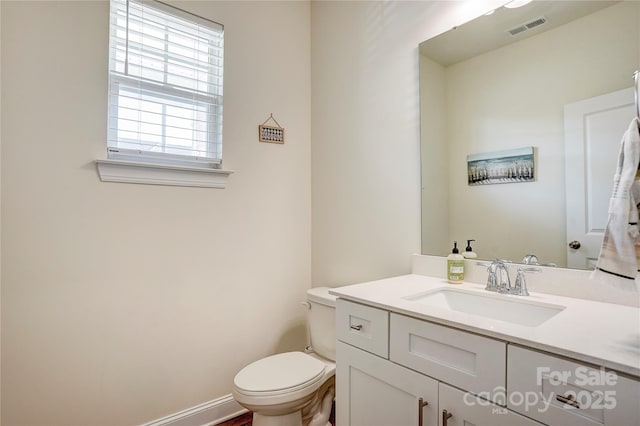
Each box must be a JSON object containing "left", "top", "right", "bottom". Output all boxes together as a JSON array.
[
  {"left": 248, "top": 378, "right": 334, "bottom": 426},
  {"left": 252, "top": 411, "right": 302, "bottom": 426}
]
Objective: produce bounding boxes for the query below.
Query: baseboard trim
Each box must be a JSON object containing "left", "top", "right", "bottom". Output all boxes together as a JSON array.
[{"left": 141, "top": 394, "right": 248, "bottom": 426}]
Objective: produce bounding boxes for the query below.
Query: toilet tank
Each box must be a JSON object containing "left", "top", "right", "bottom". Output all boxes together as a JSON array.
[{"left": 306, "top": 287, "right": 337, "bottom": 361}]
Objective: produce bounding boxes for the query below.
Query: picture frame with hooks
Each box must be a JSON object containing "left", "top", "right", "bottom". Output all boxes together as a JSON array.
[{"left": 259, "top": 113, "right": 285, "bottom": 144}]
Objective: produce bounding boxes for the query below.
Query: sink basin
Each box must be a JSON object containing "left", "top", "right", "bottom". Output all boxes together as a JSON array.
[{"left": 405, "top": 288, "right": 565, "bottom": 327}]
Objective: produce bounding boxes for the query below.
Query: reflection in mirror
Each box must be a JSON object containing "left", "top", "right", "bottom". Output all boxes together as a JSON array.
[{"left": 420, "top": 1, "right": 640, "bottom": 269}]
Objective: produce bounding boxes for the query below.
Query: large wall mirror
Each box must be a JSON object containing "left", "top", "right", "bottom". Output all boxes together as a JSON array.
[{"left": 420, "top": 0, "right": 639, "bottom": 270}]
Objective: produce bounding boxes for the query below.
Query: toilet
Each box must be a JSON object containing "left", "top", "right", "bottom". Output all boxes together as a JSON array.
[{"left": 232, "top": 287, "right": 337, "bottom": 426}]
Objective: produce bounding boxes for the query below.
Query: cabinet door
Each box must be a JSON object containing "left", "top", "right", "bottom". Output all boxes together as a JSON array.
[
  {"left": 438, "top": 383, "right": 542, "bottom": 426},
  {"left": 605, "top": 374, "right": 640, "bottom": 425},
  {"left": 337, "top": 341, "right": 438, "bottom": 426}
]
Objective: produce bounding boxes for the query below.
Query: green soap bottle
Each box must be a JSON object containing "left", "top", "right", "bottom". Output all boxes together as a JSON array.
[{"left": 447, "top": 241, "right": 464, "bottom": 284}]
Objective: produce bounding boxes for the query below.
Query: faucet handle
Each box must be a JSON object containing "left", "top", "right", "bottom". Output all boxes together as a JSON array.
[
  {"left": 513, "top": 267, "right": 541, "bottom": 296},
  {"left": 477, "top": 259, "right": 510, "bottom": 269},
  {"left": 485, "top": 269, "right": 499, "bottom": 292},
  {"left": 495, "top": 262, "right": 511, "bottom": 292},
  {"left": 521, "top": 254, "right": 540, "bottom": 265},
  {"left": 480, "top": 260, "right": 509, "bottom": 292}
]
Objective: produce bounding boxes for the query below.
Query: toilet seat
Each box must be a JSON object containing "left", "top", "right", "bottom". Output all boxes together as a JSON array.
[{"left": 233, "top": 352, "right": 327, "bottom": 397}]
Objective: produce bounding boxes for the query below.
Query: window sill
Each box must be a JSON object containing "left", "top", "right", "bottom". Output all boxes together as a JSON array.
[{"left": 95, "top": 159, "right": 233, "bottom": 188}]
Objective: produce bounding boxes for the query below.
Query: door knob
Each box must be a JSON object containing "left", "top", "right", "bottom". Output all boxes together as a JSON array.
[{"left": 568, "top": 241, "right": 581, "bottom": 249}]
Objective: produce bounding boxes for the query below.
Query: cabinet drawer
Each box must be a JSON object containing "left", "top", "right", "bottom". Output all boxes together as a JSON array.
[
  {"left": 507, "top": 345, "right": 640, "bottom": 426},
  {"left": 336, "top": 299, "right": 389, "bottom": 358},
  {"left": 390, "top": 313, "right": 506, "bottom": 401}
]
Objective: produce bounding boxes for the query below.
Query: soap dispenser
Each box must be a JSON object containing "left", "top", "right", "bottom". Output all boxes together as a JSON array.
[
  {"left": 463, "top": 239, "right": 477, "bottom": 259},
  {"left": 447, "top": 241, "right": 464, "bottom": 284}
]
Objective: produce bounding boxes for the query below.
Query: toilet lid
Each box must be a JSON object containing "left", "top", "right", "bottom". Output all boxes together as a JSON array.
[{"left": 234, "top": 352, "right": 326, "bottom": 393}]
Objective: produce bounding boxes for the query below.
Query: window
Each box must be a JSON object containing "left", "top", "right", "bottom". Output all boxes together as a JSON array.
[{"left": 107, "top": 0, "right": 224, "bottom": 169}]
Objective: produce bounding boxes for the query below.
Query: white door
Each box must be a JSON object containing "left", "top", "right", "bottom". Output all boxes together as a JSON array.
[
  {"left": 336, "top": 341, "right": 438, "bottom": 426},
  {"left": 564, "top": 88, "right": 635, "bottom": 269}
]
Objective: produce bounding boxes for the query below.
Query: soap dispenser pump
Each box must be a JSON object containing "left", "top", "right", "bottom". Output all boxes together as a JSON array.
[
  {"left": 447, "top": 241, "right": 464, "bottom": 284},
  {"left": 463, "top": 239, "right": 477, "bottom": 259}
]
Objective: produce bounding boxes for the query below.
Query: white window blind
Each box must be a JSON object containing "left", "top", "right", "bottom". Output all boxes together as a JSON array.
[{"left": 107, "top": 0, "right": 224, "bottom": 168}]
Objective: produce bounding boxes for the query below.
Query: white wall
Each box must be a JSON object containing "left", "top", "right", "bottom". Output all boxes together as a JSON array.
[
  {"left": 1, "top": 0, "right": 541, "bottom": 424},
  {"left": 429, "top": 2, "right": 639, "bottom": 266},
  {"left": 310, "top": 0, "right": 505, "bottom": 286},
  {"left": 1, "top": 1, "right": 310, "bottom": 425},
  {"left": 420, "top": 54, "right": 448, "bottom": 256}
]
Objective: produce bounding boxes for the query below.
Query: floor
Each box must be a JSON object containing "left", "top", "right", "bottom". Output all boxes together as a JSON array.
[
  {"left": 218, "top": 404, "right": 336, "bottom": 426},
  {"left": 218, "top": 412, "right": 253, "bottom": 426}
]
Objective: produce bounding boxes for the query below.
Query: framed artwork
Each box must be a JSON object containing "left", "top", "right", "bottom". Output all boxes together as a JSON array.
[
  {"left": 467, "top": 147, "right": 535, "bottom": 186},
  {"left": 259, "top": 114, "right": 285, "bottom": 144}
]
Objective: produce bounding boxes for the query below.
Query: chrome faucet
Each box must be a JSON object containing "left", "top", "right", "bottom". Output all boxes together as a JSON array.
[
  {"left": 483, "top": 260, "right": 539, "bottom": 296},
  {"left": 522, "top": 253, "right": 557, "bottom": 267}
]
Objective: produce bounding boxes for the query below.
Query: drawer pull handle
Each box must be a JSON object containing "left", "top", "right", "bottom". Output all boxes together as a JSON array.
[
  {"left": 350, "top": 324, "right": 363, "bottom": 331},
  {"left": 417, "top": 397, "right": 429, "bottom": 426},
  {"left": 556, "top": 394, "right": 581, "bottom": 409},
  {"left": 442, "top": 409, "right": 453, "bottom": 426}
]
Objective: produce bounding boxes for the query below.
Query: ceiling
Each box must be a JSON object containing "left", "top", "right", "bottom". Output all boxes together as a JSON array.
[{"left": 419, "top": 1, "right": 617, "bottom": 66}]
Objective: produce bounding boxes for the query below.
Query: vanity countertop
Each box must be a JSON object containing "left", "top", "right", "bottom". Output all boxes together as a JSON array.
[{"left": 329, "top": 274, "right": 640, "bottom": 378}]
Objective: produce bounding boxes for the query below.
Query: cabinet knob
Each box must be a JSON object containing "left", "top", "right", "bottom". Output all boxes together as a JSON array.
[
  {"left": 556, "top": 393, "right": 581, "bottom": 409},
  {"left": 568, "top": 240, "right": 581, "bottom": 249},
  {"left": 418, "top": 398, "right": 429, "bottom": 426},
  {"left": 442, "top": 409, "right": 453, "bottom": 426}
]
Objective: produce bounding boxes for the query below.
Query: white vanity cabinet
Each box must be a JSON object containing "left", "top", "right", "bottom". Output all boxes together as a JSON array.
[
  {"left": 335, "top": 298, "right": 640, "bottom": 426},
  {"left": 336, "top": 299, "right": 541, "bottom": 426}
]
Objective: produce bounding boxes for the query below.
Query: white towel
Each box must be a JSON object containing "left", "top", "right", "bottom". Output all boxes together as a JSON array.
[{"left": 592, "top": 117, "right": 640, "bottom": 291}]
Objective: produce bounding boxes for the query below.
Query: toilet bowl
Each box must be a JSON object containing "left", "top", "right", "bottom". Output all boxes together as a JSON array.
[{"left": 232, "top": 287, "right": 337, "bottom": 426}]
